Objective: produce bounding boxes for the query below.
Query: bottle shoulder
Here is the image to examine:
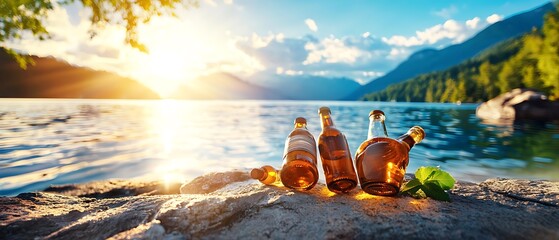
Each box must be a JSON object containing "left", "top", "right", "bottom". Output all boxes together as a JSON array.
[
  {"left": 289, "top": 128, "right": 315, "bottom": 138},
  {"left": 356, "top": 137, "right": 406, "bottom": 154},
  {"left": 319, "top": 127, "right": 343, "bottom": 138}
]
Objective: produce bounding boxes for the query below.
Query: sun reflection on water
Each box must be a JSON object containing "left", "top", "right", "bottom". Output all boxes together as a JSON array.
[
  {"left": 153, "top": 100, "right": 180, "bottom": 155},
  {"left": 150, "top": 100, "right": 189, "bottom": 184},
  {"left": 144, "top": 100, "right": 272, "bottom": 185}
]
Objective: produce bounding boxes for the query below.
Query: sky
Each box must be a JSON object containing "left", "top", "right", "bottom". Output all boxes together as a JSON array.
[{"left": 5, "top": 0, "right": 552, "bottom": 96}]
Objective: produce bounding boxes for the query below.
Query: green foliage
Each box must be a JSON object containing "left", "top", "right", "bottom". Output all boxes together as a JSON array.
[
  {"left": 363, "top": 2, "right": 559, "bottom": 102},
  {"left": 539, "top": 2, "right": 559, "bottom": 99},
  {"left": 0, "top": 0, "right": 199, "bottom": 68},
  {"left": 401, "top": 166, "right": 455, "bottom": 202}
]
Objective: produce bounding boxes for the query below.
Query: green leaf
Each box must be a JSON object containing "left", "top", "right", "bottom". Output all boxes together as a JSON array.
[
  {"left": 426, "top": 171, "right": 455, "bottom": 190},
  {"left": 421, "top": 182, "right": 451, "bottom": 202},
  {"left": 410, "top": 189, "right": 427, "bottom": 199},
  {"left": 400, "top": 179, "right": 422, "bottom": 194},
  {"left": 415, "top": 166, "right": 439, "bottom": 183},
  {"left": 405, "top": 166, "right": 455, "bottom": 201}
]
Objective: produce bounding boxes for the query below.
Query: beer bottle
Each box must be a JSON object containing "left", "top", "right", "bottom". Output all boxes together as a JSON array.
[
  {"left": 280, "top": 117, "right": 319, "bottom": 190},
  {"left": 355, "top": 110, "right": 425, "bottom": 196},
  {"left": 250, "top": 165, "right": 280, "bottom": 185},
  {"left": 317, "top": 107, "right": 358, "bottom": 193}
]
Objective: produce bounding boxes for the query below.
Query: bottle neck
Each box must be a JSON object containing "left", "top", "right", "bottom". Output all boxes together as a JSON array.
[
  {"left": 368, "top": 114, "right": 388, "bottom": 139},
  {"left": 397, "top": 126, "right": 425, "bottom": 149},
  {"left": 397, "top": 134, "right": 416, "bottom": 149},
  {"left": 319, "top": 112, "right": 335, "bottom": 129},
  {"left": 250, "top": 168, "right": 267, "bottom": 181},
  {"left": 295, "top": 122, "right": 307, "bottom": 129}
]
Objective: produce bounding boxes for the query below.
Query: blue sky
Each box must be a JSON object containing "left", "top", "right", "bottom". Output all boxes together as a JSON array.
[
  {"left": 8, "top": 0, "right": 552, "bottom": 95},
  {"left": 207, "top": 0, "right": 549, "bottom": 37}
]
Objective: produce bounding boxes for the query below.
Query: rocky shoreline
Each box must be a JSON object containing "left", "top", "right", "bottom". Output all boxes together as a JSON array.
[{"left": 1, "top": 170, "right": 558, "bottom": 239}]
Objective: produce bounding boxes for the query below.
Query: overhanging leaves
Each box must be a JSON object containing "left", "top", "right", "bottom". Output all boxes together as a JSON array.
[{"left": 0, "top": 0, "right": 199, "bottom": 68}]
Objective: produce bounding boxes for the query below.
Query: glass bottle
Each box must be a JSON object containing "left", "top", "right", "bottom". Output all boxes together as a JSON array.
[
  {"left": 317, "top": 107, "right": 358, "bottom": 193},
  {"left": 280, "top": 117, "right": 319, "bottom": 191},
  {"left": 250, "top": 165, "right": 280, "bottom": 185},
  {"left": 355, "top": 110, "right": 425, "bottom": 196}
]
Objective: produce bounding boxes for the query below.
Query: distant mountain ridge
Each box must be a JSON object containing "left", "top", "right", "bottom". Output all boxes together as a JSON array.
[
  {"left": 171, "top": 72, "right": 287, "bottom": 100},
  {"left": 248, "top": 74, "right": 361, "bottom": 100},
  {"left": 0, "top": 49, "right": 159, "bottom": 99},
  {"left": 345, "top": 2, "right": 555, "bottom": 100},
  {"left": 363, "top": 1, "right": 559, "bottom": 103}
]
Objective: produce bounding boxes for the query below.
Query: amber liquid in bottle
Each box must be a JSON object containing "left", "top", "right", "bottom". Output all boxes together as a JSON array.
[
  {"left": 250, "top": 165, "right": 280, "bottom": 185},
  {"left": 318, "top": 107, "right": 358, "bottom": 193},
  {"left": 280, "top": 117, "right": 319, "bottom": 191},
  {"left": 355, "top": 110, "right": 425, "bottom": 196}
]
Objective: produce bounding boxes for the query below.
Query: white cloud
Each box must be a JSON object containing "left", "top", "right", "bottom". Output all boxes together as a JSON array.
[
  {"left": 433, "top": 5, "right": 458, "bottom": 19},
  {"left": 223, "top": 0, "right": 234, "bottom": 4},
  {"left": 362, "top": 32, "right": 370, "bottom": 38},
  {"left": 382, "top": 17, "right": 488, "bottom": 47},
  {"left": 381, "top": 35, "right": 422, "bottom": 47},
  {"left": 284, "top": 69, "right": 304, "bottom": 76},
  {"left": 275, "top": 33, "right": 285, "bottom": 43},
  {"left": 486, "top": 14, "right": 503, "bottom": 24},
  {"left": 305, "top": 18, "right": 318, "bottom": 32},
  {"left": 387, "top": 48, "right": 409, "bottom": 60},
  {"left": 466, "top": 17, "right": 480, "bottom": 29},
  {"left": 250, "top": 33, "right": 275, "bottom": 48},
  {"left": 303, "top": 36, "right": 367, "bottom": 65},
  {"left": 311, "top": 70, "right": 329, "bottom": 76},
  {"left": 234, "top": 33, "right": 396, "bottom": 85},
  {"left": 273, "top": 67, "right": 304, "bottom": 76},
  {"left": 235, "top": 33, "right": 396, "bottom": 84},
  {"left": 240, "top": 32, "right": 286, "bottom": 49},
  {"left": 362, "top": 71, "right": 383, "bottom": 77}
]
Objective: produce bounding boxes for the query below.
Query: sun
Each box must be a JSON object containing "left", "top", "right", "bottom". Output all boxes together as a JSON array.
[
  {"left": 127, "top": 16, "right": 213, "bottom": 97},
  {"left": 145, "top": 48, "right": 189, "bottom": 82}
]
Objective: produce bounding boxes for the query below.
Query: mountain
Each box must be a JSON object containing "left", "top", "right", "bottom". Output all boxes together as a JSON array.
[
  {"left": 363, "top": 3, "right": 559, "bottom": 103},
  {"left": 362, "top": 37, "right": 523, "bottom": 102},
  {"left": 345, "top": 2, "right": 555, "bottom": 100},
  {"left": 0, "top": 50, "right": 159, "bottom": 99},
  {"left": 248, "top": 74, "right": 361, "bottom": 100},
  {"left": 171, "top": 72, "right": 286, "bottom": 100}
]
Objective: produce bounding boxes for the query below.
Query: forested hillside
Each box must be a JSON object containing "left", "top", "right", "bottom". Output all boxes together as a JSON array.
[{"left": 363, "top": 3, "right": 559, "bottom": 103}]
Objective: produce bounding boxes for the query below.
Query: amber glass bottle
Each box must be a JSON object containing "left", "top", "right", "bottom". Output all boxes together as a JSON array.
[
  {"left": 355, "top": 110, "right": 425, "bottom": 196},
  {"left": 280, "top": 117, "right": 319, "bottom": 190},
  {"left": 250, "top": 165, "right": 280, "bottom": 185},
  {"left": 317, "top": 107, "right": 358, "bottom": 193}
]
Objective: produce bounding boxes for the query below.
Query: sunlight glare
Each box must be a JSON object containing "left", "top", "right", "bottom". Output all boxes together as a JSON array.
[
  {"left": 150, "top": 100, "right": 189, "bottom": 183},
  {"left": 133, "top": 16, "right": 213, "bottom": 97},
  {"left": 145, "top": 49, "right": 189, "bottom": 82}
]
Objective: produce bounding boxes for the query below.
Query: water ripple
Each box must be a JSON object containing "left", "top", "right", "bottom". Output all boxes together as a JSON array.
[{"left": 0, "top": 99, "right": 558, "bottom": 196}]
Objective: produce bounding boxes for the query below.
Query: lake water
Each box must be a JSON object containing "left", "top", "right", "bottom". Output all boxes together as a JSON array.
[{"left": 1, "top": 99, "right": 558, "bottom": 196}]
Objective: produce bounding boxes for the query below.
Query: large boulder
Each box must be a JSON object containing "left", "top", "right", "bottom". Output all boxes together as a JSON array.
[
  {"left": 1, "top": 170, "right": 558, "bottom": 239},
  {"left": 476, "top": 88, "right": 559, "bottom": 121}
]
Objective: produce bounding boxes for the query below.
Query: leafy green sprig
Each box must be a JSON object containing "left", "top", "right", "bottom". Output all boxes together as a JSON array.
[{"left": 400, "top": 166, "right": 455, "bottom": 201}]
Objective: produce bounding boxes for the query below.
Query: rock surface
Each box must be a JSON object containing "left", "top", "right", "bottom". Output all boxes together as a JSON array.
[
  {"left": 476, "top": 88, "right": 559, "bottom": 122},
  {"left": 1, "top": 171, "right": 558, "bottom": 239}
]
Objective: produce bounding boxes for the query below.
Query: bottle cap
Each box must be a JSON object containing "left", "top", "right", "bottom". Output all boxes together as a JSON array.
[
  {"left": 294, "top": 117, "right": 307, "bottom": 124},
  {"left": 250, "top": 168, "right": 265, "bottom": 180},
  {"left": 408, "top": 126, "right": 425, "bottom": 144},
  {"left": 318, "top": 107, "right": 331, "bottom": 115},
  {"left": 369, "top": 110, "right": 385, "bottom": 117}
]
